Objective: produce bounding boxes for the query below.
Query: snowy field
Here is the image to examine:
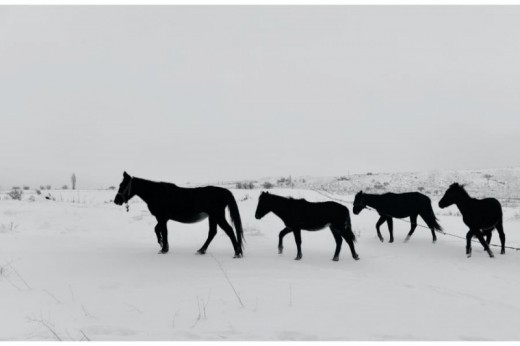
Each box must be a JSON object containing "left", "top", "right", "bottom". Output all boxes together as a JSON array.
[{"left": 1, "top": 188, "right": 520, "bottom": 341}]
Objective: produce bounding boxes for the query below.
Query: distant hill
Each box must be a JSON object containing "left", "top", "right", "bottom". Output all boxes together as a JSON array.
[{"left": 224, "top": 167, "right": 520, "bottom": 200}]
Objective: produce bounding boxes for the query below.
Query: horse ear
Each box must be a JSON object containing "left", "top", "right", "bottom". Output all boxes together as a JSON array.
[{"left": 123, "top": 171, "right": 130, "bottom": 178}]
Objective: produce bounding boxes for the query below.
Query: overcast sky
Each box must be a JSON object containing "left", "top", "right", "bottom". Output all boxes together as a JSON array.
[{"left": 1, "top": 6, "right": 519, "bottom": 189}]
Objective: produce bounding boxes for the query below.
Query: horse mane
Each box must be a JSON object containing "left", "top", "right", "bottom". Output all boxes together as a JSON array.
[
  {"left": 133, "top": 176, "right": 179, "bottom": 190},
  {"left": 451, "top": 183, "right": 471, "bottom": 198},
  {"left": 264, "top": 193, "right": 304, "bottom": 203}
]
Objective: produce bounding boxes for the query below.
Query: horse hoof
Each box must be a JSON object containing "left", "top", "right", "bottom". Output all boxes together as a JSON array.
[
  {"left": 389, "top": 240, "right": 394, "bottom": 243},
  {"left": 158, "top": 250, "right": 168, "bottom": 254},
  {"left": 196, "top": 250, "right": 206, "bottom": 255},
  {"left": 354, "top": 255, "right": 360, "bottom": 261},
  {"left": 294, "top": 256, "right": 302, "bottom": 261},
  {"left": 378, "top": 237, "right": 384, "bottom": 243},
  {"left": 332, "top": 257, "right": 339, "bottom": 262},
  {"left": 233, "top": 253, "right": 243, "bottom": 258},
  {"left": 501, "top": 250, "right": 505, "bottom": 255},
  {"left": 487, "top": 250, "right": 495, "bottom": 258},
  {"left": 432, "top": 240, "right": 437, "bottom": 244},
  {"left": 404, "top": 236, "right": 410, "bottom": 243},
  {"left": 278, "top": 248, "right": 283, "bottom": 254}
]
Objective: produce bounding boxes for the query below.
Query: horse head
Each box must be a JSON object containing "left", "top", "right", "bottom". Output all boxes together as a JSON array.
[
  {"left": 255, "top": 191, "right": 271, "bottom": 219},
  {"left": 439, "top": 183, "right": 466, "bottom": 208},
  {"left": 353, "top": 191, "right": 365, "bottom": 215},
  {"left": 114, "top": 171, "right": 135, "bottom": 206}
]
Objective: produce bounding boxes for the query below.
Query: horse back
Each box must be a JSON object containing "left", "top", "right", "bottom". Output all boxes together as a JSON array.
[
  {"left": 148, "top": 184, "right": 232, "bottom": 219},
  {"left": 375, "top": 192, "right": 432, "bottom": 218},
  {"left": 289, "top": 200, "right": 349, "bottom": 230}
]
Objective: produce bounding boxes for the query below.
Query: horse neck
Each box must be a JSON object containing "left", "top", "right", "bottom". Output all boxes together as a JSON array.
[
  {"left": 452, "top": 191, "right": 472, "bottom": 215},
  {"left": 363, "top": 193, "right": 383, "bottom": 210},
  {"left": 131, "top": 178, "right": 158, "bottom": 205},
  {"left": 266, "top": 195, "right": 291, "bottom": 220}
]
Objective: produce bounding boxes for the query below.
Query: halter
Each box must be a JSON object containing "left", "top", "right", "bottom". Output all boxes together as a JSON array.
[{"left": 117, "top": 177, "right": 133, "bottom": 212}]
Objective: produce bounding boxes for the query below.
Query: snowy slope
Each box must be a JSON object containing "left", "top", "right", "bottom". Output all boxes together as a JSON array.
[
  {"left": 1, "top": 188, "right": 520, "bottom": 340},
  {"left": 249, "top": 167, "right": 520, "bottom": 201}
]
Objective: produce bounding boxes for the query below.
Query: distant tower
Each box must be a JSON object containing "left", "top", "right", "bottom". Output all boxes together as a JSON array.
[{"left": 71, "top": 173, "right": 77, "bottom": 190}]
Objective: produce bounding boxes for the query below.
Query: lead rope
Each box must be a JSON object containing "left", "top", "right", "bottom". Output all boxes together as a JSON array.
[
  {"left": 125, "top": 178, "right": 132, "bottom": 212},
  {"left": 311, "top": 188, "right": 520, "bottom": 251}
]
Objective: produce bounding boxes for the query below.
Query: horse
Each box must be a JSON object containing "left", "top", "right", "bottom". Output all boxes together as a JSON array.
[
  {"left": 439, "top": 183, "right": 505, "bottom": 258},
  {"left": 254, "top": 191, "right": 359, "bottom": 262},
  {"left": 353, "top": 191, "right": 442, "bottom": 243},
  {"left": 114, "top": 172, "right": 244, "bottom": 258}
]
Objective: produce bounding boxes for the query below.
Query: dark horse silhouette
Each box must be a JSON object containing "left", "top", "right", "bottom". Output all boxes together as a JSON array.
[
  {"left": 254, "top": 191, "right": 359, "bottom": 261},
  {"left": 439, "top": 183, "right": 505, "bottom": 258},
  {"left": 114, "top": 172, "right": 244, "bottom": 258},
  {"left": 353, "top": 191, "right": 442, "bottom": 243}
]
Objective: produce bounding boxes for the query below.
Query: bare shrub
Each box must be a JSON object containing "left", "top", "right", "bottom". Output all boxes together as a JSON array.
[
  {"left": 236, "top": 181, "right": 255, "bottom": 189},
  {"left": 7, "top": 187, "right": 23, "bottom": 200},
  {"left": 262, "top": 181, "right": 274, "bottom": 189}
]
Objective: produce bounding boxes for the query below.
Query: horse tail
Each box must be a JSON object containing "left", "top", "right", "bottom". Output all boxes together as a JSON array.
[
  {"left": 227, "top": 191, "right": 244, "bottom": 252},
  {"left": 423, "top": 200, "right": 443, "bottom": 232},
  {"left": 344, "top": 210, "right": 357, "bottom": 243}
]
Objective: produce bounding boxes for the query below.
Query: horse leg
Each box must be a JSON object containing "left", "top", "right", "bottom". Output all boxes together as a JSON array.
[
  {"left": 405, "top": 214, "right": 418, "bottom": 243},
  {"left": 216, "top": 215, "right": 242, "bottom": 258},
  {"left": 496, "top": 221, "right": 506, "bottom": 255},
  {"left": 466, "top": 230, "right": 473, "bottom": 257},
  {"left": 154, "top": 223, "right": 163, "bottom": 248},
  {"left": 375, "top": 216, "right": 385, "bottom": 242},
  {"left": 473, "top": 228, "right": 494, "bottom": 258},
  {"left": 157, "top": 220, "right": 169, "bottom": 254},
  {"left": 293, "top": 229, "right": 303, "bottom": 260},
  {"left": 485, "top": 230, "right": 492, "bottom": 246},
  {"left": 330, "top": 227, "right": 343, "bottom": 261},
  {"left": 197, "top": 217, "right": 217, "bottom": 255},
  {"left": 387, "top": 217, "right": 394, "bottom": 243},
  {"left": 278, "top": 227, "right": 292, "bottom": 254}
]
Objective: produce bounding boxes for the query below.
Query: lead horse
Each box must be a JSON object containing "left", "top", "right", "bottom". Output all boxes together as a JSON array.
[
  {"left": 439, "top": 183, "right": 505, "bottom": 258},
  {"left": 114, "top": 172, "right": 244, "bottom": 258},
  {"left": 353, "top": 191, "right": 443, "bottom": 243},
  {"left": 255, "top": 191, "right": 359, "bottom": 261}
]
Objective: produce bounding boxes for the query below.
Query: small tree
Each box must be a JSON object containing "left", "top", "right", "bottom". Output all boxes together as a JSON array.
[
  {"left": 71, "top": 173, "right": 77, "bottom": 190},
  {"left": 62, "top": 185, "right": 68, "bottom": 190}
]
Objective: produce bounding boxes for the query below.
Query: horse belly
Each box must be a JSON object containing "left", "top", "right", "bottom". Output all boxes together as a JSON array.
[
  {"left": 304, "top": 222, "right": 330, "bottom": 231},
  {"left": 174, "top": 212, "right": 209, "bottom": 224}
]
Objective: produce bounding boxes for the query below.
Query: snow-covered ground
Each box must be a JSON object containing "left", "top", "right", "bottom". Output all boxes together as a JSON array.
[{"left": 1, "top": 187, "right": 520, "bottom": 340}]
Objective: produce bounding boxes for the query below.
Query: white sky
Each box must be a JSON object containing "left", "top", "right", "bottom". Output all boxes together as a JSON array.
[{"left": 1, "top": 6, "right": 520, "bottom": 189}]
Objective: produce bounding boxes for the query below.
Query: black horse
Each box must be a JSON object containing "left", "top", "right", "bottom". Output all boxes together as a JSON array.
[
  {"left": 439, "top": 183, "right": 505, "bottom": 258},
  {"left": 114, "top": 172, "right": 244, "bottom": 258},
  {"left": 254, "top": 192, "right": 359, "bottom": 261},
  {"left": 353, "top": 191, "right": 442, "bottom": 243}
]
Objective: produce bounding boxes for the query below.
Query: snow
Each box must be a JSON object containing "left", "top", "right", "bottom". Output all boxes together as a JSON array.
[{"left": 1, "top": 187, "right": 520, "bottom": 340}]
